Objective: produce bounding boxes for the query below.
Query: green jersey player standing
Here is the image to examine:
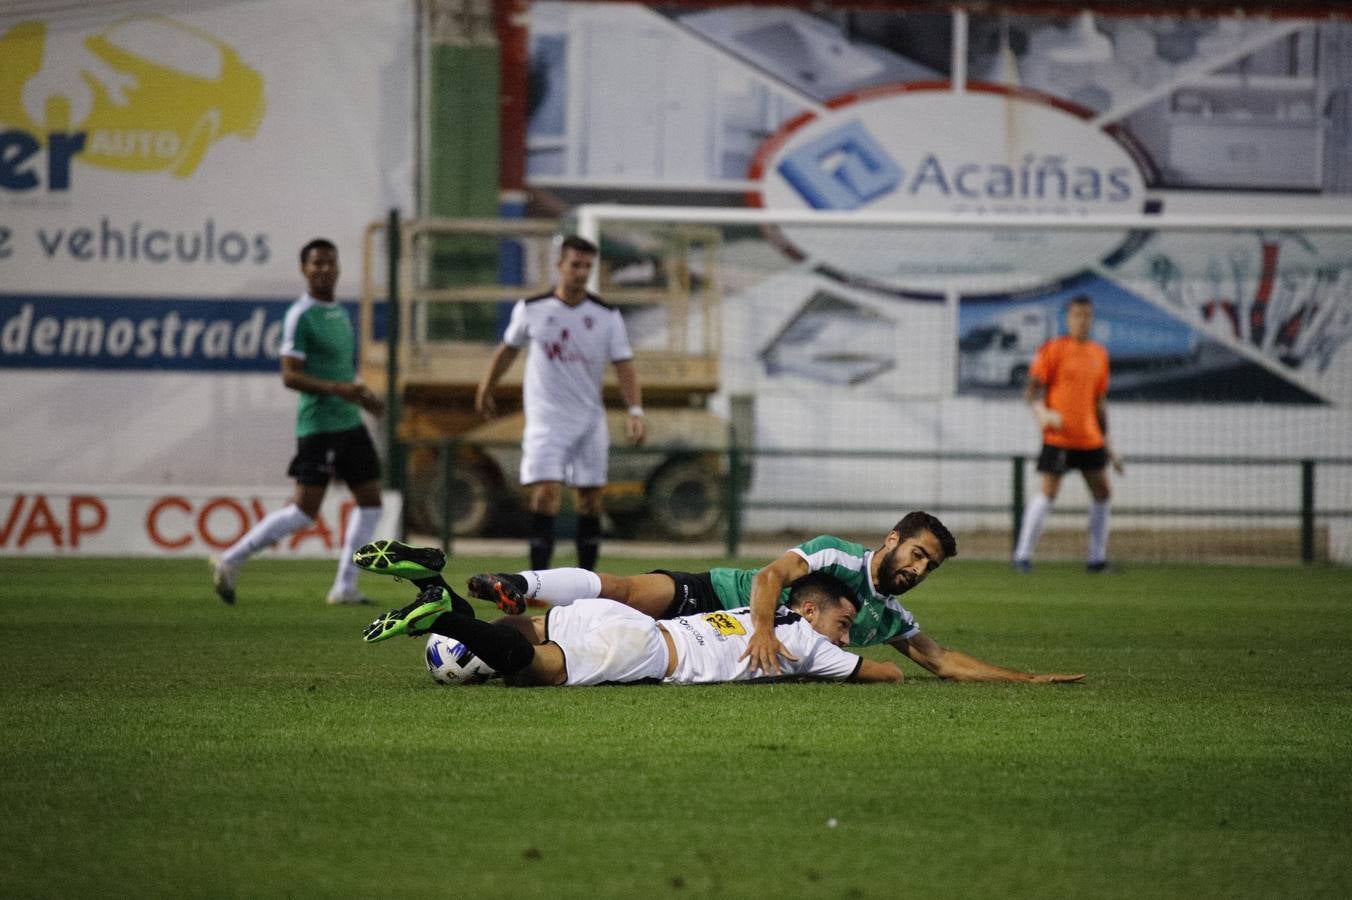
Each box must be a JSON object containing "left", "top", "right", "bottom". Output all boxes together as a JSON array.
[{"left": 209, "top": 238, "right": 387, "bottom": 606}]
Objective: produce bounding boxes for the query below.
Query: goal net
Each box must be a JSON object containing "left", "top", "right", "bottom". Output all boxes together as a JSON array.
[{"left": 575, "top": 204, "right": 1352, "bottom": 563}]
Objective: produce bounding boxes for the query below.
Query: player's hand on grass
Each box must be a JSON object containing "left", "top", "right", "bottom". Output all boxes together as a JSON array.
[
  {"left": 1030, "top": 672, "right": 1085, "bottom": 684},
  {"left": 740, "top": 629, "right": 797, "bottom": 676}
]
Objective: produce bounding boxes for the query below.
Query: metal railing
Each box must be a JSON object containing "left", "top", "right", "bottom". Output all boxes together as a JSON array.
[{"left": 401, "top": 437, "right": 1352, "bottom": 565}]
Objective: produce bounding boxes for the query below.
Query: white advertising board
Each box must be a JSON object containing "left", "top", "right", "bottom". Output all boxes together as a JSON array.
[
  {"left": 0, "top": 1, "right": 415, "bottom": 489},
  {"left": 0, "top": 485, "right": 402, "bottom": 558},
  {"left": 1, "top": 1, "right": 414, "bottom": 300}
]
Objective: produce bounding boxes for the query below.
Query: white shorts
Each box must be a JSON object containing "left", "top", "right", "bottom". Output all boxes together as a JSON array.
[
  {"left": 520, "top": 417, "right": 609, "bottom": 487},
  {"left": 544, "top": 598, "right": 669, "bottom": 686}
]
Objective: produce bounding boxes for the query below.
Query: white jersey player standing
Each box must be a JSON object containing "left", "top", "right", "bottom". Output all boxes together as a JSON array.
[{"left": 475, "top": 235, "right": 645, "bottom": 571}]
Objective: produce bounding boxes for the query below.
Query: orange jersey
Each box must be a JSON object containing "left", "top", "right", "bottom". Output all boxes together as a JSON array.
[{"left": 1030, "top": 336, "right": 1109, "bottom": 450}]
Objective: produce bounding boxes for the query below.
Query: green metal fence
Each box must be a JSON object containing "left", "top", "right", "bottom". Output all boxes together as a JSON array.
[{"left": 401, "top": 439, "right": 1352, "bottom": 565}]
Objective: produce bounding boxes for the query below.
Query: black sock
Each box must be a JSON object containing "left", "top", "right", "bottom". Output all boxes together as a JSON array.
[
  {"left": 576, "top": 514, "right": 601, "bottom": 571},
  {"left": 412, "top": 576, "right": 475, "bottom": 617},
  {"left": 427, "top": 613, "right": 536, "bottom": 675},
  {"left": 529, "top": 513, "right": 555, "bottom": 569}
]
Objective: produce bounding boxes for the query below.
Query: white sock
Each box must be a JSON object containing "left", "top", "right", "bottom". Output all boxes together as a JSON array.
[
  {"left": 520, "top": 567, "right": 601, "bottom": 606},
  {"left": 1014, "top": 494, "right": 1052, "bottom": 562},
  {"left": 1088, "top": 500, "right": 1111, "bottom": 564},
  {"left": 222, "top": 504, "right": 314, "bottom": 566},
  {"left": 332, "top": 505, "right": 383, "bottom": 595}
]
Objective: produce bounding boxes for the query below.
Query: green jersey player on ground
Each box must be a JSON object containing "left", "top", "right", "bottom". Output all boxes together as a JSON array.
[
  {"left": 355, "top": 511, "right": 1085, "bottom": 683},
  {"left": 706, "top": 533, "right": 920, "bottom": 648}
]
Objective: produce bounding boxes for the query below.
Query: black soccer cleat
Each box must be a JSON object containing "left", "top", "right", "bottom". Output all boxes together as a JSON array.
[{"left": 467, "top": 573, "right": 528, "bottom": 615}]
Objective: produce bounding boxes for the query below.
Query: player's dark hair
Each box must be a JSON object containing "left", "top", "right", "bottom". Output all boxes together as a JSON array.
[
  {"left": 558, "top": 235, "right": 597, "bottom": 259},
  {"left": 787, "top": 571, "right": 858, "bottom": 613},
  {"left": 891, "top": 511, "right": 958, "bottom": 560},
  {"left": 300, "top": 238, "right": 337, "bottom": 266},
  {"left": 1067, "top": 294, "right": 1093, "bottom": 310}
]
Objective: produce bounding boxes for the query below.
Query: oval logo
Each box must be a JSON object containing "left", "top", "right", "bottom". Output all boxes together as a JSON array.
[{"left": 750, "top": 85, "right": 1148, "bottom": 294}]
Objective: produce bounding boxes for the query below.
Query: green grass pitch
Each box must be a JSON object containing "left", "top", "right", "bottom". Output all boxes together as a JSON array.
[{"left": 2, "top": 555, "right": 1350, "bottom": 898}]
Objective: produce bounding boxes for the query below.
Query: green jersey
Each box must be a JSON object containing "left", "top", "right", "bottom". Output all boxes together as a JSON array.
[
  {"left": 708, "top": 535, "right": 920, "bottom": 647},
  {"left": 280, "top": 294, "right": 362, "bottom": 437}
]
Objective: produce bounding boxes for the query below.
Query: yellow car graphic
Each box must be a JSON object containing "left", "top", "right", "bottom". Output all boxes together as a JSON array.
[{"left": 0, "top": 15, "right": 264, "bottom": 178}]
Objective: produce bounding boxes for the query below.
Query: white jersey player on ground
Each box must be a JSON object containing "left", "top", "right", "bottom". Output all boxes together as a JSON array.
[
  {"left": 475, "top": 235, "right": 645, "bottom": 572},
  {"left": 362, "top": 572, "right": 903, "bottom": 686},
  {"left": 548, "top": 594, "right": 879, "bottom": 686}
]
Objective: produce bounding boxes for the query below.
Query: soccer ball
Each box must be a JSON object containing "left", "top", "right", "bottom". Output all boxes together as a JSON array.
[{"left": 424, "top": 634, "right": 496, "bottom": 685}]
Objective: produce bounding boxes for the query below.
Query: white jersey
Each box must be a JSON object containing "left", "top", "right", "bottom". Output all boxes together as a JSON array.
[
  {"left": 545, "top": 598, "right": 670, "bottom": 687},
  {"left": 663, "top": 607, "right": 862, "bottom": 684},
  {"left": 503, "top": 291, "right": 633, "bottom": 437}
]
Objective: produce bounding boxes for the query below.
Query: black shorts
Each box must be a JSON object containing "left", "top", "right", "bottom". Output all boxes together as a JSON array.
[
  {"left": 287, "top": 426, "right": 382, "bottom": 487},
  {"left": 650, "top": 570, "right": 722, "bottom": 619},
  {"left": 1036, "top": 443, "right": 1108, "bottom": 475}
]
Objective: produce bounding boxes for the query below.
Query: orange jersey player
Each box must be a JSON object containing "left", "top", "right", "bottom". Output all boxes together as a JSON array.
[{"left": 1013, "top": 295, "right": 1124, "bottom": 573}]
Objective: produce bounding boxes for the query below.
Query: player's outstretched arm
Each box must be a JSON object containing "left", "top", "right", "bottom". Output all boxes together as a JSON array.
[
  {"left": 740, "top": 551, "right": 808, "bottom": 676},
  {"left": 852, "top": 658, "right": 904, "bottom": 683},
  {"left": 890, "top": 632, "right": 1084, "bottom": 684}
]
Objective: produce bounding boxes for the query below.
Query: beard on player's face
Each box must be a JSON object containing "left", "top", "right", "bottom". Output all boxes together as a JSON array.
[{"left": 877, "top": 543, "right": 919, "bottom": 595}]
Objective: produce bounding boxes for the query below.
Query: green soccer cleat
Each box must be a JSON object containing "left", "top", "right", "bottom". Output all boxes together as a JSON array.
[
  {"left": 363, "top": 585, "right": 454, "bottom": 643},
  {"left": 352, "top": 540, "right": 446, "bottom": 581}
]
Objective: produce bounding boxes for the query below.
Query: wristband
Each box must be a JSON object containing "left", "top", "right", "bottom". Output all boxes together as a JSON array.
[{"left": 627, "top": 405, "right": 645, "bottom": 417}]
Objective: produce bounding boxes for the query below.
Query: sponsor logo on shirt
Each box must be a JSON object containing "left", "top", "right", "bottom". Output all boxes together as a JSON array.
[
  {"left": 543, "top": 327, "right": 589, "bottom": 363},
  {"left": 674, "top": 616, "right": 705, "bottom": 646},
  {"left": 701, "top": 611, "right": 746, "bottom": 638}
]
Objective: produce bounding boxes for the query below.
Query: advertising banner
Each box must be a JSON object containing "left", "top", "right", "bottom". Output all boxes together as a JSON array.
[
  {"left": 0, "top": 1, "right": 414, "bottom": 488},
  {"left": 529, "top": 4, "right": 1352, "bottom": 408},
  {"left": 0, "top": 2, "right": 413, "bottom": 303},
  {"left": 0, "top": 295, "right": 386, "bottom": 371},
  {"left": 0, "top": 485, "right": 402, "bottom": 558}
]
